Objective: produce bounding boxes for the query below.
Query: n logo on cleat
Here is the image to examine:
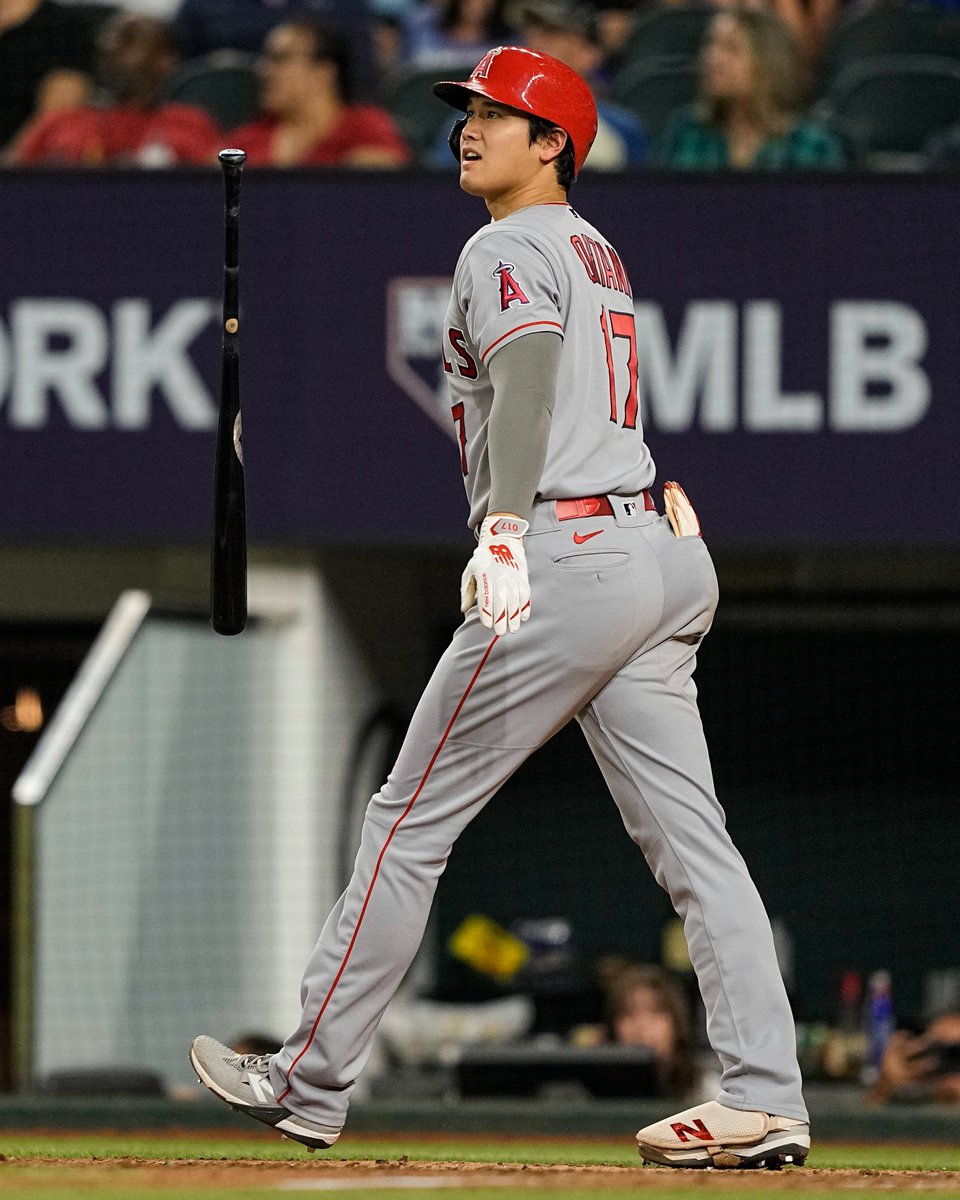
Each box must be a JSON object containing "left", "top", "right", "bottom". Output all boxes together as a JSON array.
[
  {"left": 671, "top": 1120, "right": 714, "bottom": 1142},
  {"left": 247, "top": 1072, "right": 274, "bottom": 1104}
]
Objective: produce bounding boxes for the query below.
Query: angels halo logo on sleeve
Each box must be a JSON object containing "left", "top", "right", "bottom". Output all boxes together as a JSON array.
[{"left": 492, "top": 261, "right": 530, "bottom": 312}]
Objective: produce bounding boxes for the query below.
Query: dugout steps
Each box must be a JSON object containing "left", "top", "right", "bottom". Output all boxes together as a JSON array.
[{"left": 2, "top": 1086, "right": 960, "bottom": 1143}]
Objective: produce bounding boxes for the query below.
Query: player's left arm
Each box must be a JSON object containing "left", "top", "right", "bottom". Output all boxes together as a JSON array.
[{"left": 460, "top": 331, "right": 561, "bottom": 635}]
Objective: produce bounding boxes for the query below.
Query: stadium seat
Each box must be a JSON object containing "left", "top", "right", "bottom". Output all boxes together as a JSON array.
[
  {"left": 163, "top": 51, "right": 259, "bottom": 130},
  {"left": 381, "top": 62, "right": 469, "bottom": 161},
  {"left": 615, "top": 5, "right": 714, "bottom": 69},
  {"left": 825, "top": 55, "right": 960, "bottom": 163},
  {"left": 820, "top": 7, "right": 960, "bottom": 90},
  {"left": 608, "top": 62, "right": 699, "bottom": 144}
]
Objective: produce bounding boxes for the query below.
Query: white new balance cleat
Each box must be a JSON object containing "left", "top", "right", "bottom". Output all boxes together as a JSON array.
[
  {"left": 636, "top": 1100, "right": 810, "bottom": 1169},
  {"left": 190, "top": 1035, "right": 341, "bottom": 1152}
]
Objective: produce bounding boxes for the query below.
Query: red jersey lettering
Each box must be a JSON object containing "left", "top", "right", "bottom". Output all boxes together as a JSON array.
[
  {"left": 570, "top": 235, "right": 600, "bottom": 284},
  {"left": 448, "top": 328, "right": 478, "bottom": 378},
  {"left": 571, "top": 236, "right": 632, "bottom": 297},
  {"left": 595, "top": 242, "right": 618, "bottom": 290}
]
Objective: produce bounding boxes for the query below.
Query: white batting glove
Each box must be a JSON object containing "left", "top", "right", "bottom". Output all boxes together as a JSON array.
[{"left": 460, "top": 513, "right": 531, "bottom": 635}]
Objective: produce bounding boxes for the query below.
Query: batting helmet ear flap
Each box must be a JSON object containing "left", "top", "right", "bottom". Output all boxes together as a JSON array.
[{"left": 447, "top": 116, "right": 466, "bottom": 165}]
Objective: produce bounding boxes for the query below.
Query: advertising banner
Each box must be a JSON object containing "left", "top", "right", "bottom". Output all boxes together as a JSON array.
[{"left": 1, "top": 169, "right": 957, "bottom": 545}]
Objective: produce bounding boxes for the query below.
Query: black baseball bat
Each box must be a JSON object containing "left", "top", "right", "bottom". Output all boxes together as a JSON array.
[{"left": 210, "top": 148, "right": 247, "bottom": 635}]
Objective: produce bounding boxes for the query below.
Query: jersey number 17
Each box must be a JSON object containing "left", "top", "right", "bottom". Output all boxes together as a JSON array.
[{"left": 600, "top": 306, "right": 639, "bottom": 430}]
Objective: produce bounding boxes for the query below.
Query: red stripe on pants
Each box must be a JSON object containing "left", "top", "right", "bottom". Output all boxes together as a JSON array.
[{"left": 279, "top": 634, "right": 499, "bottom": 1101}]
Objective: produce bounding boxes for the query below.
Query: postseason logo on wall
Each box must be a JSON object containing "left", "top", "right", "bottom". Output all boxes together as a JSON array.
[{"left": 385, "top": 278, "right": 456, "bottom": 437}]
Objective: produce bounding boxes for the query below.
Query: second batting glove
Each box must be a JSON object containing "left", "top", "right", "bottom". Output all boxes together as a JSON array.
[{"left": 460, "top": 513, "right": 531, "bottom": 635}]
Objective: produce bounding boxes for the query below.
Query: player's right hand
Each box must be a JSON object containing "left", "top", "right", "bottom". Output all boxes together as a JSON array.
[{"left": 460, "top": 513, "right": 531, "bottom": 635}]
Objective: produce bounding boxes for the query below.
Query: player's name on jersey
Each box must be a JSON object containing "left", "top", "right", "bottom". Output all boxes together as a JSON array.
[{"left": 570, "top": 234, "right": 633, "bottom": 299}]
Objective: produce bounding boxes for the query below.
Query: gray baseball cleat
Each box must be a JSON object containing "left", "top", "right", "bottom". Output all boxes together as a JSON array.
[
  {"left": 636, "top": 1100, "right": 810, "bottom": 1169},
  {"left": 190, "top": 1035, "right": 341, "bottom": 1152}
]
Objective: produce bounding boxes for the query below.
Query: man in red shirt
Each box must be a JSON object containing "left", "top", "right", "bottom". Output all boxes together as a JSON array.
[
  {"left": 226, "top": 16, "right": 410, "bottom": 167},
  {"left": 13, "top": 12, "right": 219, "bottom": 166}
]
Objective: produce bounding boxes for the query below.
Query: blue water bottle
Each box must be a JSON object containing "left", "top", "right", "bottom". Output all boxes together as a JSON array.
[{"left": 863, "top": 969, "right": 894, "bottom": 1085}]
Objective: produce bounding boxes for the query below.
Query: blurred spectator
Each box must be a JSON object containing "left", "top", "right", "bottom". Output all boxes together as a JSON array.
[
  {"left": 0, "top": 0, "right": 98, "bottom": 153},
  {"left": 782, "top": 0, "right": 847, "bottom": 67},
  {"left": 597, "top": 958, "right": 701, "bottom": 1098},
  {"left": 658, "top": 9, "right": 846, "bottom": 169},
  {"left": 589, "top": 0, "right": 847, "bottom": 71},
  {"left": 227, "top": 16, "right": 411, "bottom": 166},
  {"left": 512, "top": 1, "right": 647, "bottom": 166},
  {"left": 649, "top": 0, "right": 842, "bottom": 67},
  {"left": 371, "top": 11, "right": 407, "bottom": 80},
  {"left": 705, "top": 0, "right": 832, "bottom": 67},
  {"left": 11, "top": 13, "right": 220, "bottom": 165},
  {"left": 590, "top": 0, "right": 638, "bottom": 78},
  {"left": 867, "top": 1011, "right": 960, "bottom": 1105},
  {"left": 403, "top": 0, "right": 514, "bottom": 66},
  {"left": 175, "top": 0, "right": 363, "bottom": 57}
]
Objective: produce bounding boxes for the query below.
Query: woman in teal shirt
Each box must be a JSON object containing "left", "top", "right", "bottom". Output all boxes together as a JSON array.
[{"left": 659, "top": 8, "right": 847, "bottom": 170}]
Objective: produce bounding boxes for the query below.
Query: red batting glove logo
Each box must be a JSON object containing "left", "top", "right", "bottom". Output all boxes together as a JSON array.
[{"left": 489, "top": 544, "right": 516, "bottom": 567}]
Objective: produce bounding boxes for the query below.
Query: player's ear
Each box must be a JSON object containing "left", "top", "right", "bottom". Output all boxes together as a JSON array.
[
  {"left": 448, "top": 117, "right": 466, "bottom": 164},
  {"left": 538, "top": 126, "right": 568, "bottom": 166}
]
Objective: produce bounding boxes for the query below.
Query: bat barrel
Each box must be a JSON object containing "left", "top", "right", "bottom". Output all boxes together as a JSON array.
[
  {"left": 211, "top": 148, "right": 248, "bottom": 636},
  {"left": 219, "top": 149, "right": 245, "bottom": 350}
]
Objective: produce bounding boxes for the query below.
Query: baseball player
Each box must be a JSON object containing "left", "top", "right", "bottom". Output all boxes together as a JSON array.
[{"left": 191, "top": 46, "right": 810, "bottom": 1170}]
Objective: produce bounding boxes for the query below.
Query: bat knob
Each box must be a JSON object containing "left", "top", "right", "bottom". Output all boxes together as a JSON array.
[{"left": 219, "top": 148, "right": 247, "bottom": 166}]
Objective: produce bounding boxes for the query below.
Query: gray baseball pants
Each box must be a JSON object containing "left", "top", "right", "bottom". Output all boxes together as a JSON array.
[{"left": 270, "top": 494, "right": 807, "bottom": 1127}]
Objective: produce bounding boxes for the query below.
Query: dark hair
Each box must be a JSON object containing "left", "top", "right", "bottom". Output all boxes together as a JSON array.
[
  {"left": 527, "top": 114, "right": 576, "bottom": 190},
  {"left": 598, "top": 959, "right": 698, "bottom": 1098},
  {"left": 99, "top": 13, "right": 184, "bottom": 62},
  {"left": 283, "top": 15, "right": 354, "bottom": 103},
  {"left": 701, "top": 8, "right": 805, "bottom": 137}
]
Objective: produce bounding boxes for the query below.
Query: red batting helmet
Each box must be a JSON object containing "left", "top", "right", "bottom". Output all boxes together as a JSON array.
[{"left": 433, "top": 46, "right": 598, "bottom": 178}]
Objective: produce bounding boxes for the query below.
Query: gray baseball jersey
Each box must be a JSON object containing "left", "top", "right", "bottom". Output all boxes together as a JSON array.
[
  {"left": 268, "top": 203, "right": 807, "bottom": 1134},
  {"left": 443, "top": 203, "right": 655, "bottom": 529}
]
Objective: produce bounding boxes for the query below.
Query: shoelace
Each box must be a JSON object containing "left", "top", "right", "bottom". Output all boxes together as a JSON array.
[{"left": 233, "top": 1053, "right": 271, "bottom": 1075}]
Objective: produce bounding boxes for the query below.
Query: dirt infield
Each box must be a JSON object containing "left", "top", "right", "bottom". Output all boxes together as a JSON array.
[{"left": 6, "top": 1157, "right": 960, "bottom": 1191}]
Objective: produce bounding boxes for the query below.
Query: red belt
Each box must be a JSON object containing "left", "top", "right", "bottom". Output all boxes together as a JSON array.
[{"left": 556, "top": 491, "right": 655, "bottom": 521}]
